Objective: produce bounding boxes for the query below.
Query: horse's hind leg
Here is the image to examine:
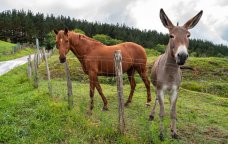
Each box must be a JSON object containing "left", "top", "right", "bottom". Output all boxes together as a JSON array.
[
  {"left": 95, "top": 77, "right": 108, "bottom": 111},
  {"left": 125, "top": 68, "right": 136, "bottom": 106},
  {"left": 136, "top": 65, "right": 151, "bottom": 105}
]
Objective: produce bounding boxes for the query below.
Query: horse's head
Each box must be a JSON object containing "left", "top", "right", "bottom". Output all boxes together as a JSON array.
[
  {"left": 160, "top": 9, "right": 203, "bottom": 65},
  {"left": 54, "top": 28, "right": 70, "bottom": 63}
]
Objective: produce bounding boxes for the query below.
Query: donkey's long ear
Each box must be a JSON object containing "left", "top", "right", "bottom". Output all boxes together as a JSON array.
[
  {"left": 54, "top": 29, "right": 58, "bottom": 35},
  {"left": 64, "top": 28, "right": 68, "bottom": 35},
  {"left": 183, "top": 10, "right": 203, "bottom": 29},
  {"left": 160, "top": 8, "right": 174, "bottom": 29}
]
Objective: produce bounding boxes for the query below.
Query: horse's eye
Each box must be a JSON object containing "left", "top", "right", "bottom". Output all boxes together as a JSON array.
[
  {"left": 187, "top": 34, "right": 191, "bottom": 38},
  {"left": 65, "top": 40, "right": 69, "bottom": 42},
  {"left": 169, "top": 35, "right": 174, "bottom": 38}
]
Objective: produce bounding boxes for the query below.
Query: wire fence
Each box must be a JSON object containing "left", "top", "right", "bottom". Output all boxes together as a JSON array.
[{"left": 26, "top": 39, "right": 228, "bottom": 141}]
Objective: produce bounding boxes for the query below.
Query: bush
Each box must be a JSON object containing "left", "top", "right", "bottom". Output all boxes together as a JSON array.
[
  {"left": 92, "top": 34, "right": 122, "bottom": 45},
  {"left": 154, "top": 44, "right": 165, "bottom": 53},
  {"left": 72, "top": 29, "right": 86, "bottom": 35}
]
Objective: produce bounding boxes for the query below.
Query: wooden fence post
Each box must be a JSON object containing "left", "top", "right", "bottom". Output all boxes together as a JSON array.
[
  {"left": 27, "top": 55, "right": 32, "bottom": 78},
  {"left": 33, "top": 53, "right": 39, "bottom": 88},
  {"left": 64, "top": 61, "right": 73, "bottom": 109},
  {"left": 36, "top": 38, "right": 41, "bottom": 65},
  {"left": 114, "top": 50, "right": 125, "bottom": 134},
  {"left": 42, "top": 48, "right": 53, "bottom": 96}
]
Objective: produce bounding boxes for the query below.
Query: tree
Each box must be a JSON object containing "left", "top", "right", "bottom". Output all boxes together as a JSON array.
[{"left": 44, "top": 31, "right": 55, "bottom": 50}]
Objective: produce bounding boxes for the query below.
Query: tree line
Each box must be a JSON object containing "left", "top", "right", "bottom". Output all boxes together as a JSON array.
[{"left": 0, "top": 9, "right": 228, "bottom": 57}]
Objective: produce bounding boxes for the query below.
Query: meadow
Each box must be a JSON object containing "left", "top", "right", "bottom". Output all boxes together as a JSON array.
[
  {"left": 0, "top": 45, "right": 227, "bottom": 143},
  {"left": 0, "top": 40, "right": 34, "bottom": 61}
]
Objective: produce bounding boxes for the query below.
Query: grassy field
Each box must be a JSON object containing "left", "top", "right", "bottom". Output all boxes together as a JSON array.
[
  {"left": 0, "top": 40, "right": 34, "bottom": 61},
  {"left": 0, "top": 49, "right": 227, "bottom": 143}
]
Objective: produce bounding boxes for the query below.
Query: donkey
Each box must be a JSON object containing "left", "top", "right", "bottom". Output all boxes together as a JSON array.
[{"left": 149, "top": 9, "right": 203, "bottom": 140}]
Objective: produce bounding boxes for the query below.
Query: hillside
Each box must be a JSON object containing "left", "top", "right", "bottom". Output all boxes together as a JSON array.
[
  {"left": 1, "top": 9, "right": 228, "bottom": 57},
  {"left": 0, "top": 40, "right": 34, "bottom": 61},
  {"left": 1, "top": 49, "right": 227, "bottom": 143}
]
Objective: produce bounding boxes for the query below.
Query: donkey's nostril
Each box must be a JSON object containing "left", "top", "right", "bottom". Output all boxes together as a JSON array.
[
  {"left": 186, "top": 54, "right": 189, "bottom": 58},
  {"left": 177, "top": 53, "right": 181, "bottom": 57}
]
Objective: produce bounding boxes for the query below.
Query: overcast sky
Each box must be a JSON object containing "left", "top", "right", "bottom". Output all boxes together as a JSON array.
[{"left": 1, "top": 0, "right": 228, "bottom": 45}]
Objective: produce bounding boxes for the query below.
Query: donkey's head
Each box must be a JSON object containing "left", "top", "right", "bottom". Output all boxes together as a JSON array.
[
  {"left": 54, "top": 28, "right": 70, "bottom": 63},
  {"left": 160, "top": 9, "right": 203, "bottom": 65}
]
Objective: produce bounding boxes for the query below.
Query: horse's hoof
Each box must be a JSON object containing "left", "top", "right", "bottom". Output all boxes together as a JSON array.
[
  {"left": 159, "top": 133, "right": 164, "bottom": 141},
  {"left": 149, "top": 115, "right": 154, "bottom": 121},
  {"left": 124, "top": 102, "right": 130, "bottom": 107},
  {"left": 171, "top": 133, "right": 179, "bottom": 139},
  {"left": 145, "top": 102, "right": 151, "bottom": 107},
  {"left": 86, "top": 111, "right": 92, "bottom": 116},
  {"left": 102, "top": 107, "right": 108, "bottom": 111}
]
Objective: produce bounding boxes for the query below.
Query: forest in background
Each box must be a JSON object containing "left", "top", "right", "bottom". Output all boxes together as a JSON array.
[{"left": 0, "top": 9, "right": 228, "bottom": 57}]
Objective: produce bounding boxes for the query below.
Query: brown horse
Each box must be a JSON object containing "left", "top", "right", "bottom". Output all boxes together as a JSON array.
[
  {"left": 149, "top": 9, "right": 203, "bottom": 140},
  {"left": 54, "top": 29, "right": 151, "bottom": 113}
]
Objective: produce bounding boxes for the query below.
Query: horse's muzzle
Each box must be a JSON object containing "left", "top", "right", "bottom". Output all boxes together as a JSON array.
[{"left": 59, "top": 57, "right": 66, "bottom": 63}]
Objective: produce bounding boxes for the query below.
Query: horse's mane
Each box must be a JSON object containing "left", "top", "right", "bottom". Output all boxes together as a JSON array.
[{"left": 71, "top": 31, "right": 104, "bottom": 45}]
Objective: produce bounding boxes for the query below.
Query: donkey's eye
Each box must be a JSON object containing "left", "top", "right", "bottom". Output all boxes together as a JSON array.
[
  {"left": 65, "top": 40, "right": 69, "bottom": 42},
  {"left": 169, "top": 35, "right": 174, "bottom": 38},
  {"left": 187, "top": 34, "right": 191, "bottom": 38}
]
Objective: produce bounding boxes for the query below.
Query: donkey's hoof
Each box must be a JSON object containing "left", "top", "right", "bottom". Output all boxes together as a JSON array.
[
  {"left": 171, "top": 133, "right": 179, "bottom": 139},
  {"left": 102, "top": 107, "right": 108, "bottom": 111},
  {"left": 149, "top": 115, "right": 154, "bottom": 121},
  {"left": 159, "top": 133, "right": 164, "bottom": 141}
]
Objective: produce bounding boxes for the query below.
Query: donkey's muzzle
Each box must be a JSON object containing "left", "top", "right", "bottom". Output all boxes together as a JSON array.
[
  {"left": 177, "top": 53, "right": 188, "bottom": 65},
  {"left": 59, "top": 57, "right": 66, "bottom": 63}
]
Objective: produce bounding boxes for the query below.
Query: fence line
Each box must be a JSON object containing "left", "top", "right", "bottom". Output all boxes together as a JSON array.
[
  {"left": 64, "top": 60, "right": 74, "bottom": 109},
  {"left": 42, "top": 47, "right": 53, "bottom": 97},
  {"left": 27, "top": 55, "right": 32, "bottom": 78},
  {"left": 114, "top": 50, "right": 125, "bottom": 134}
]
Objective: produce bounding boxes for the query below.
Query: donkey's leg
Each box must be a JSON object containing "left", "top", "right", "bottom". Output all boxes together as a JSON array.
[
  {"left": 170, "top": 86, "right": 178, "bottom": 139},
  {"left": 158, "top": 89, "right": 165, "bottom": 141},
  {"left": 125, "top": 68, "right": 136, "bottom": 106},
  {"left": 136, "top": 66, "right": 151, "bottom": 106},
  {"left": 87, "top": 72, "right": 96, "bottom": 115},
  {"left": 149, "top": 89, "right": 158, "bottom": 121},
  {"left": 94, "top": 77, "right": 108, "bottom": 111}
]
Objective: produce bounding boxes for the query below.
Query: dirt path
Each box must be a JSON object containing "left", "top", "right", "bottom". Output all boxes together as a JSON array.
[{"left": 0, "top": 55, "right": 35, "bottom": 76}]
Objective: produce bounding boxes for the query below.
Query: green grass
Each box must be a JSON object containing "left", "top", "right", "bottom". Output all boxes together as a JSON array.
[
  {"left": 0, "top": 40, "right": 34, "bottom": 61},
  {"left": 0, "top": 49, "right": 227, "bottom": 143},
  {"left": 0, "top": 40, "right": 16, "bottom": 54}
]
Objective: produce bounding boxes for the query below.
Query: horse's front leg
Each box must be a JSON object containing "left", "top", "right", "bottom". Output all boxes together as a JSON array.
[
  {"left": 170, "top": 86, "right": 178, "bottom": 139},
  {"left": 87, "top": 72, "right": 96, "bottom": 115}
]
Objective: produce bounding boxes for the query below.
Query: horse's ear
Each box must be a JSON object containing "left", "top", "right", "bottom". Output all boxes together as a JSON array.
[
  {"left": 64, "top": 28, "right": 68, "bottom": 35},
  {"left": 183, "top": 10, "right": 203, "bottom": 29},
  {"left": 54, "top": 29, "right": 58, "bottom": 35},
  {"left": 160, "top": 8, "right": 174, "bottom": 29}
]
